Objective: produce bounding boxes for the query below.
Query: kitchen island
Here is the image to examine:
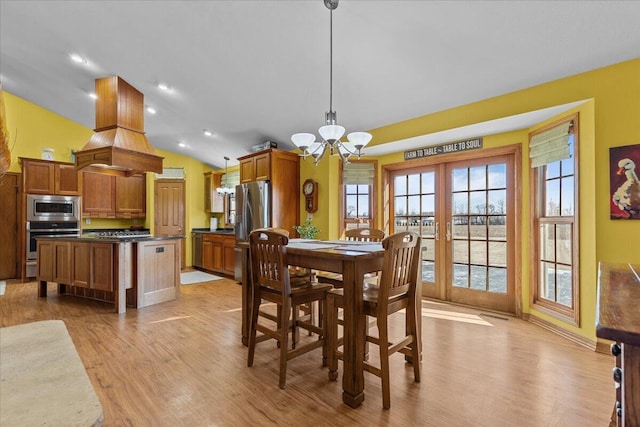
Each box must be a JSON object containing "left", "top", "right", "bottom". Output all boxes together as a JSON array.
[{"left": 36, "top": 235, "right": 183, "bottom": 313}]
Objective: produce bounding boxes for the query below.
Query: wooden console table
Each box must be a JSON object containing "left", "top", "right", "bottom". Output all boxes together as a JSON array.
[
  {"left": 0, "top": 320, "right": 104, "bottom": 426},
  {"left": 596, "top": 262, "right": 640, "bottom": 427}
]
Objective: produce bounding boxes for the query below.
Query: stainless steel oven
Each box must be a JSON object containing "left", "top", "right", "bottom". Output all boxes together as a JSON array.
[
  {"left": 26, "top": 194, "right": 80, "bottom": 222},
  {"left": 25, "top": 195, "right": 81, "bottom": 277}
]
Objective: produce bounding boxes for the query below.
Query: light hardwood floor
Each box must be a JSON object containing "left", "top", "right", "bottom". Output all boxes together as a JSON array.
[{"left": 1, "top": 278, "right": 615, "bottom": 426}]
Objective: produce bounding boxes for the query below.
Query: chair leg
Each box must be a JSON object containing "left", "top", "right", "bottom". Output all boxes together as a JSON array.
[
  {"left": 247, "top": 291, "right": 261, "bottom": 367},
  {"left": 408, "top": 301, "right": 421, "bottom": 382},
  {"left": 279, "top": 298, "right": 291, "bottom": 389},
  {"left": 327, "top": 294, "right": 339, "bottom": 381},
  {"left": 320, "top": 298, "right": 327, "bottom": 366},
  {"left": 377, "top": 316, "right": 391, "bottom": 410}
]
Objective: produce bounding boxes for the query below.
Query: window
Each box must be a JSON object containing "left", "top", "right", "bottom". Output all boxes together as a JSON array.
[
  {"left": 531, "top": 116, "right": 579, "bottom": 325},
  {"left": 340, "top": 161, "right": 377, "bottom": 233}
]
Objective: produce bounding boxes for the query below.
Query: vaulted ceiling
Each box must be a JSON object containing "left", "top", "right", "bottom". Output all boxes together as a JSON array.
[{"left": 2, "top": 1, "right": 639, "bottom": 169}]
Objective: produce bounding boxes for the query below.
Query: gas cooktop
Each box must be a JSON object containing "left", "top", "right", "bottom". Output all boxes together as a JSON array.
[{"left": 85, "top": 230, "right": 152, "bottom": 239}]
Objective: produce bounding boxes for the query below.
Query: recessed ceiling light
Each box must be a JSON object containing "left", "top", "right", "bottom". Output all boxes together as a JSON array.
[
  {"left": 88, "top": 92, "right": 98, "bottom": 100},
  {"left": 158, "top": 83, "right": 174, "bottom": 93},
  {"left": 178, "top": 141, "right": 187, "bottom": 148},
  {"left": 203, "top": 129, "right": 213, "bottom": 137},
  {"left": 70, "top": 53, "right": 87, "bottom": 64},
  {"left": 146, "top": 106, "right": 157, "bottom": 114}
]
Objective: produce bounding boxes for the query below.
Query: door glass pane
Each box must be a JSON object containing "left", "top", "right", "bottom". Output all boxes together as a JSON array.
[
  {"left": 488, "top": 217, "right": 506, "bottom": 240},
  {"left": 395, "top": 217, "right": 408, "bottom": 230},
  {"left": 422, "top": 260, "right": 435, "bottom": 282},
  {"left": 453, "top": 193, "right": 468, "bottom": 214},
  {"left": 407, "top": 174, "right": 420, "bottom": 194},
  {"left": 469, "top": 166, "right": 486, "bottom": 190},
  {"left": 452, "top": 168, "right": 468, "bottom": 191},
  {"left": 453, "top": 240, "right": 468, "bottom": 264},
  {"left": 488, "top": 267, "right": 507, "bottom": 293},
  {"left": 421, "top": 194, "right": 434, "bottom": 215},
  {"left": 470, "top": 241, "right": 486, "bottom": 265},
  {"left": 395, "top": 176, "right": 407, "bottom": 195},
  {"left": 488, "top": 164, "right": 506, "bottom": 188},
  {"left": 422, "top": 240, "right": 435, "bottom": 282},
  {"left": 488, "top": 241, "right": 507, "bottom": 267},
  {"left": 422, "top": 217, "right": 435, "bottom": 238},
  {"left": 470, "top": 265, "right": 487, "bottom": 290},
  {"left": 488, "top": 190, "right": 506, "bottom": 214},
  {"left": 453, "top": 264, "right": 468, "bottom": 288},
  {"left": 452, "top": 219, "right": 468, "bottom": 239},
  {"left": 408, "top": 195, "right": 420, "bottom": 215},
  {"left": 470, "top": 219, "right": 487, "bottom": 239},
  {"left": 422, "top": 172, "right": 435, "bottom": 193},
  {"left": 470, "top": 191, "right": 486, "bottom": 215},
  {"left": 394, "top": 197, "right": 407, "bottom": 216}
]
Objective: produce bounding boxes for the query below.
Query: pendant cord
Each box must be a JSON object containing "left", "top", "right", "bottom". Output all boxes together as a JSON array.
[{"left": 329, "top": 7, "right": 333, "bottom": 114}]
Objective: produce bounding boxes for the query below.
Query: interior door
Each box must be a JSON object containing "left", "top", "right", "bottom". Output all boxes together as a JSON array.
[
  {"left": 154, "top": 179, "right": 185, "bottom": 268},
  {"left": 391, "top": 153, "right": 516, "bottom": 314},
  {"left": 0, "top": 173, "right": 19, "bottom": 279}
]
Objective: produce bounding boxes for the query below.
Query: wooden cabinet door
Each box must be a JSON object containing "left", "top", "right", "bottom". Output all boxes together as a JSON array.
[
  {"left": 71, "top": 242, "right": 90, "bottom": 288},
  {"left": 202, "top": 237, "right": 215, "bottom": 271},
  {"left": 204, "top": 172, "right": 212, "bottom": 213},
  {"left": 82, "top": 172, "right": 115, "bottom": 217},
  {"left": 240, "top": 158, "right": 255, "bottom": 183},
  {"left": 222, "top": 236, "right": 236, "bottom": 275},
  {"left": 23, "top": 159, "right": 54, "bottom": 194},
  {"left": 116, "top": 174, "right": 146, "bottom": 217},
  {"left": 53, "top": 241, "right": 72, "bottom": 284},
  {"left": 254, "top": 152, "right": 271, "bottom": 181},
  {"left": 36, "top": 240, "right": 54, "bottom": 282},
  {"left": 91, "top": 243, "right": 113, "bottom": 291},
  {"left": 55, "top": 164, "right": 80, "bottom": 195},
  {"left": 212, "top": 239, "right": 223, "bottom": 272}
]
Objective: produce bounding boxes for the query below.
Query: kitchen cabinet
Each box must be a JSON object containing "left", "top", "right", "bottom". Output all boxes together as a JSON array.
[
  {"left": 36, "top": 239, "right": 71, "bottom": 284},
  {"left": 194, "top": 231, "right": 235, "bottom": 276},
  {"left": 82, "top": 171, "right": 146, "bottom": 218},
  {"left": 21, "top": 157, "right": 81, "bottom": 195},
  {"left": 70, "top": 241, "right": 113, "bottom": 291},
  {"left": 237, "top": 149, "right": 300, "bottom": 236},
  {"left": 239, "top": 151, "right": 271, "bottom": 183},
  {"left": 204, "top": 172, "right": 224, "bottom": 213}
]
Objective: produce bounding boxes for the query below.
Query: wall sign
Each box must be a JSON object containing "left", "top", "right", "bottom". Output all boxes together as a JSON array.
[{"left": 404, "top": 137, "right": 483, "bottom": 160}]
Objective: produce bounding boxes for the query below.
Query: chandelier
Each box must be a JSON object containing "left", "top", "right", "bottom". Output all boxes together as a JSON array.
[
  {"left": 216, "top": 156, "right": 234, "bottom": 194},
  {"left": 291, "top": 0, "right": 372, "bottom": 165}
]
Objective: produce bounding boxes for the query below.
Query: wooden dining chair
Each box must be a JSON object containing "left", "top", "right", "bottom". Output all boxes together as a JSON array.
[
  {"left": 254, "top": 227, "right": 316, "bottom": 345},
  {"left": 316, "top": 227, "right": 385, "bottom": 287},
  {"left": 326, "top": 231, "right": 422, "bottom": 409},
  {"left": 247, "top": 229, "right": 332, "bottom": 388}
]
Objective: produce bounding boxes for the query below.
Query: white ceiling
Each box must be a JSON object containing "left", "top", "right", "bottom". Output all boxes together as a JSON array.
[{"left": 1, "top": 1, "right": 639, "bottom": 169}]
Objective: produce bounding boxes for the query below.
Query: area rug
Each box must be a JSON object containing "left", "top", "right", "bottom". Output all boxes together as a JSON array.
[
  {"left": 180, "top": 271, "right": 223, "bottom": 285},
  {"left": 0, "top": 281, "right": 5, "bottom": 296}
]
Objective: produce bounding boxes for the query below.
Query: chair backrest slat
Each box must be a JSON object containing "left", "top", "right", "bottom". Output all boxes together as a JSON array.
[
  {"left": 378, "top": 231, "right": 421, "bottom": 304},
  {"left": 250, "top": 229, "right": 290, "bottom": 293},
  {"left": 345, "top": 227, "right": 385, "bottom": 242}
]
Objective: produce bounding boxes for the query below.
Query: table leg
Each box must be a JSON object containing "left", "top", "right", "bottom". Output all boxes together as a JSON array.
[
  {"left": 340, "top": 260, "right": 366, "bottom": 407},
  {"left": 38, "top": 280, "right": 47, "bottom": 297}
]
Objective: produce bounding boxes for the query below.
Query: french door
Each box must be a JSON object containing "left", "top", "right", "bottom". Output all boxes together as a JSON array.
[{"left": 391, "top": 152, "right": 516, "bottom": 313}]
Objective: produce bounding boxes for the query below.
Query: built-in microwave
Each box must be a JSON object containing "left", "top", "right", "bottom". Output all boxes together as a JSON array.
[{"left": 26, "top": 194, "right": 81, "bottom": 222}]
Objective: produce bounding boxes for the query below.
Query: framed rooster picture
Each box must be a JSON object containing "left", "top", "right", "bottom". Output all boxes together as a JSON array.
[{"left": 610, "top": 143, "right": 640, "bottom": 219}]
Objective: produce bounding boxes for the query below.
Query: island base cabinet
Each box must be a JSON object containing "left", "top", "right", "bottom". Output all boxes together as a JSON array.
[{"left": 136, "top": 240, "right": 180, "bottom": 308}]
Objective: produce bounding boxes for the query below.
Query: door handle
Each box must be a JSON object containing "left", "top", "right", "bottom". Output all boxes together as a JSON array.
[
  {"left": 446, "top": 222, "right": 451, "bottom": 241},
  {"left": 435, "top": 222, "right": 440, "bottom": 240}
]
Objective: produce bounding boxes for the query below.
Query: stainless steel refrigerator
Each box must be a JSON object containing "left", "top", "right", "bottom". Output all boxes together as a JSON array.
[{"left": 234, "top": 181, "right": 271, "bottom": 281}]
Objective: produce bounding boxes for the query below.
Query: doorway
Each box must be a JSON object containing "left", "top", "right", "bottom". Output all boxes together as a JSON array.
[
  {"left": 387, "top": 147, "right": 518, "bottom": 314},
  {"left": 154, "top": 179, "right": 186, "bottom": 269}
]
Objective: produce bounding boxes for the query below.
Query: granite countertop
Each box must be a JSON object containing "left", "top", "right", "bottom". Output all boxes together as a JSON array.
[
  {"left": 37, "top": 235, "right": 184, "bottom": 243},
  {"left": 192, "top": 228, "right": 235, "bottom": 235}
]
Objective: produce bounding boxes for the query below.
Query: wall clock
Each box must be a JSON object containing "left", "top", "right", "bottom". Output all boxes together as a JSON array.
[{"left": 302, "top": 178, "right": 318, "bottom": 213}]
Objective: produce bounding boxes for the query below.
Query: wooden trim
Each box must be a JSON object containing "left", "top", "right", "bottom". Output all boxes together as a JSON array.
[{"left": 529, "top": 313, "right": 596, "bottom": 351}]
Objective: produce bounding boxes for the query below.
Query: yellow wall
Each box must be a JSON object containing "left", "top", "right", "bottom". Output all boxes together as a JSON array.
[
  {"left": 2, "top": 91, "right": 217, "bottom": 266},
  {"left": 301, "top": 58, "right": 640, "bottom": 342}
]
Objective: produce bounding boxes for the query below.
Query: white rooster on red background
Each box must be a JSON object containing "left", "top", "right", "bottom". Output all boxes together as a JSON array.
[{"left": 612, "top": 158, "right": 640, "bottom": 218}]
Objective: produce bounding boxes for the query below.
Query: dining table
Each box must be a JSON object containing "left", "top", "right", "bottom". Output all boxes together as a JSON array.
[{"left": 239, "top": 238, "right": 388, "bottom": 407}]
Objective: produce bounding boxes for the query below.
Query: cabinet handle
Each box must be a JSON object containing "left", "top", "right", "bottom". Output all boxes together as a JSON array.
[
  {"left": 435, "top": 222, "right": 440, "bottom": 240},
  {"left": 446, "top": 222, "right": 451, "bottom": 241}
]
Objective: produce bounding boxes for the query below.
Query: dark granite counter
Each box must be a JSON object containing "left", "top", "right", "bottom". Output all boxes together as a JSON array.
[
  {"left": 191, "top": 228, "right": 235, "bottom": 235},
  {"left": 37, "top": 235, "right": 184, "bottom": 243}
]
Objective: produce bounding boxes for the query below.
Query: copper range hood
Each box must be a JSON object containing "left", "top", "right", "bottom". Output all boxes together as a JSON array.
[{"left": 75, "top": 76, "right": 163, "bottom": 176}]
